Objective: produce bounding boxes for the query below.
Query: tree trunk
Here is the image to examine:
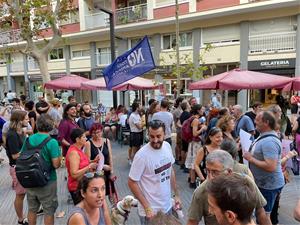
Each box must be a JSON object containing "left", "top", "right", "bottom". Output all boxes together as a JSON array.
[{"left": 37, "top": 56, "right": 54, "bottom": 100}]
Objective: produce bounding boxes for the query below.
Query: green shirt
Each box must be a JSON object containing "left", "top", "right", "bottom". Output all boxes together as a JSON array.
[
  {"left": 21, "top": 133, "right": 61, "bottom": 181},
  {"left": 187, "top": 171, "right": 267, "bottom": 225}
]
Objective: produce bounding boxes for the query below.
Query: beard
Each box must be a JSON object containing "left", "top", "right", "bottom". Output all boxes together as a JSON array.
[
  {"left": 84, "top": 112, "right": 92, "bottom": 117},
  {"left": 150, "top": 141, "right": 163, "bottom": 149}
]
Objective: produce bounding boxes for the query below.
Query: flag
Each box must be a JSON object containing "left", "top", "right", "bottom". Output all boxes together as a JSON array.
[{"left": 103, "top": 36, "right": 155, "bottom": 90}]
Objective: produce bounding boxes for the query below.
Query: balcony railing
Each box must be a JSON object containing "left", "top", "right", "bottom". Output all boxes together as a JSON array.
[
  {"left": 85, "top": 12, "right": 109, "bottom": 30},
  {"left": 10, "top": 60, "right": 24, "bottom": 72},
  {"left": 249, "top": 31, "right": 296, "bottom": 54},
  {"left": 116, "top": 4, "right": 147, "bottom": 25},
  {"left": 0, "top": 29, "right": 22, "bottom": 45},
  {"left": 28, "top": 59, "right": 39, "bottom": 70}
]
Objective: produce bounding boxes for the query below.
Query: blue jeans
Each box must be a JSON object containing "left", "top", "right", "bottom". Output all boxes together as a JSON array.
[
  {"left": 259, "top": 187, "right": 283, "bottom": 213},
  {"left": 139, "top": 208, "right": 172, "bottom": 225}
]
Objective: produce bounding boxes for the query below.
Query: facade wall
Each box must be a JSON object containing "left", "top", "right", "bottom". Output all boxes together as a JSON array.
[
  {"left": 202, "top": 44, "right": 240, "bottom": 65},
  {"left": 153, "top": 2, "right": 189, "bottom": 19},
  {"left": 0, "top": 0, "right": 299, "bottom": 107},
  {"left": 196, "top": 0, "right": 240, "bottom": 12}
]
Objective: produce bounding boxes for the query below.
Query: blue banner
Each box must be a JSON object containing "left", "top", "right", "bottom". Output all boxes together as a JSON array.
[{"left": 103, "top": 36, "right": 155, "bottom": 90}]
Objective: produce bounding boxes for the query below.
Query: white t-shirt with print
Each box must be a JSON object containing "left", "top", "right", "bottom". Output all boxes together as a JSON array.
[{"left": 129, "top": 141, "right": 175, "bottom": 216}]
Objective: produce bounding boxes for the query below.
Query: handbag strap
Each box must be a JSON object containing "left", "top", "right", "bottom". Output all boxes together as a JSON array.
[{"left": 109, "top": 178, "right": 119, "bottom": 206}]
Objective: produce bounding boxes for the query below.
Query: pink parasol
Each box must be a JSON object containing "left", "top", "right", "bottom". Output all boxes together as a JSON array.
[
  {"left": 81, "top": 77, "right": 163, "bottom": 91},
  {"left": 44, "top": 74, "right": 90, "bottom": 90},
  {"left": 189, "top": 69, "right": 293, "bottom": 90}
]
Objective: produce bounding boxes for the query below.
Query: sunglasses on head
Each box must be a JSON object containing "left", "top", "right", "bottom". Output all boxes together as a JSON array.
[
  {"left": 84, "top": 170, "right": 104, "bottom": 179},
  {"left": 149, "top": 119, "right": 164, "bottom": 126}
]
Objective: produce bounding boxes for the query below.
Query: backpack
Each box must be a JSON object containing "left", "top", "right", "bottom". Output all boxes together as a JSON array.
[
  {"left": 16, "top": 136, "right": 52, "bottom": 188},
  {"left": 181, "top": 116, "right": 194, "bottom": 142}
]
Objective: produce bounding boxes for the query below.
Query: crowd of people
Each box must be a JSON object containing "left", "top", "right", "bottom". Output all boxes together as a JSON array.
[{"left": 0, "top": 91, "right": 300, "bottom": 225}]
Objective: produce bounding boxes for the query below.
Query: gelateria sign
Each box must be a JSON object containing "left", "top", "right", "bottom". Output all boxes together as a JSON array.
[{"left": 248, "top": 58, "right": 295, "bottom": 69}]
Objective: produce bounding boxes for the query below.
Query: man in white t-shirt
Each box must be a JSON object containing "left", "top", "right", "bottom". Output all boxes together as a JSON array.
[{"left": 128, "top": 120, "right": 181, "bottom": 225}]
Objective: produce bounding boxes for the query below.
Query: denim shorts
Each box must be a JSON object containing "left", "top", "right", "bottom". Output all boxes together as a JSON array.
[{"left": 259, "top": 187, "right": 283, "bottom": 213}]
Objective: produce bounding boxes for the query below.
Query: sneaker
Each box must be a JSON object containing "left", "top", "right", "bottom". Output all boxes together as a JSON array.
[
  {"left": 36, "top": 207, "right": 44, "bottom": 216},
  {"left": 18, "top": 218, "right": 28, "bottom": 225}
]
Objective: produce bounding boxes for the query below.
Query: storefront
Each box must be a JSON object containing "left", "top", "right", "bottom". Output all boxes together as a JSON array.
[{"left": 248, "top": 58, "right": 295, "bottom": 106}]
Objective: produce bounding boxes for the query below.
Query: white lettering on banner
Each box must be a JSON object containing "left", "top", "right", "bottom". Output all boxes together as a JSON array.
[
  {"left": 127, "top": 48, "right": 145, "bottom": 67},
  {"left": 260, "top": 60, "right": 289, "bottom": 67}
]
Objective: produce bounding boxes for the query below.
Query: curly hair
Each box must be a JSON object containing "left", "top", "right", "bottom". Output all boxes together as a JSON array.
[{"left": 217, "top": 115, "right": 235, "bottom": 132}]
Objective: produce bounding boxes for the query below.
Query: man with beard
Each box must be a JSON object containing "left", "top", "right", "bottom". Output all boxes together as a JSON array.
[
  {"left": 206, "top": 174, "right": 257, "bottom": 225},
  {"left": 77, "top": 103, "right": 95, "bottom": 139},
  {"left": 35, "top": 96, "right": 50, "bottom": 115},
  {"left": 58, "top": 103, "right": 79, "bottom": 156},
  {"left": 128, "top": 120, "right": 181, "bottom": 225}
]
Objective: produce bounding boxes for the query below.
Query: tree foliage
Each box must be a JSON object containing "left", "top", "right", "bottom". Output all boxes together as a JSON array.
[
  {"left": 159, "top": 43, "right": 213, "bottom": 81},
  {"left": 0, "top": 0, "right": 75, "bottom": 98}
]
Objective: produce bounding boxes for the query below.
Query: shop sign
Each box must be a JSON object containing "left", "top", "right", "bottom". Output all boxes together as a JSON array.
[{"left": 248, "top": 58, "right": 295, "bottom": 70}]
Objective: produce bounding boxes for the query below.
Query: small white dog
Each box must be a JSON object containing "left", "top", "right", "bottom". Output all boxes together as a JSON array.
[{"left": 111, "top": 195, "right": 138, "bottom": 225}]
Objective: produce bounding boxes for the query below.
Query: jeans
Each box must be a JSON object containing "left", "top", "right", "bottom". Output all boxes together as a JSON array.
[{"left": 259, "top": 187, "right": 283, "bottom": 213}]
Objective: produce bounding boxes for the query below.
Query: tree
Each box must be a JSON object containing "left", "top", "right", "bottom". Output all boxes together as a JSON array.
[
  {"left": 159, "top": 43, "right": 213, "bottom": 94},
  {"left": 0, "top": 0, "right": 75, "bottom": 99}
]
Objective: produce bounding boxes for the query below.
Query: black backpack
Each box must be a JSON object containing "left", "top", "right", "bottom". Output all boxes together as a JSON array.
[{"left": 16, "top": 136, "right": 52, "bottom": 188}]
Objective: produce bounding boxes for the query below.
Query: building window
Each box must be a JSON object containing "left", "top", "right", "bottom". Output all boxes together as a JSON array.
[
  {"left": 60, "top": 10, "right": 79, "bottom": 26},
  {"left": 72, "top": 50, "right": 90, "bottom": 58},
  {"left": 49, "top": 48, "right": 64, "bottom": 60},
  {"left": 163, "top": 32, "right": 192, "bottom": 49},
  {"left": 97, "top": 48, "right": 111, "bottom": 65}
]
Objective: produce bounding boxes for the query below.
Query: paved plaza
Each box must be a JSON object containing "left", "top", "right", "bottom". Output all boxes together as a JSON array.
[{"left": 0, "top": 140, "right": 300, "bottom": 225}]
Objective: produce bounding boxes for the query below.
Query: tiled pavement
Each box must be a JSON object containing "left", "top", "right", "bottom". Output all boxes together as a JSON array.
[{"left": 0, "top": 141, "right": 300, "bottom": 225}]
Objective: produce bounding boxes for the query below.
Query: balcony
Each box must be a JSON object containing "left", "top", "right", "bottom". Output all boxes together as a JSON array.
[
  {"left": 116, "top": 4, "right": 147, "bottom": 25},
  {"left": 10, "top": 60, "right": 24, "bottom": 72},
  {"left": 85, "top": 12, "right": 109, "bottom": 30},
  {"left": 249, "top": 31, "right": 296, "bottom": 54},
  {"left": 0, "top": 29, "right": 22, "bottom": 45},
  {"left": 28, "top": 59, "right": 39, "bottom": 70}
]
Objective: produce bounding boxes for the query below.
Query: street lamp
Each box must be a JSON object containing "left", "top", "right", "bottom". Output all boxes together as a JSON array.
[{"left": 98, "top": 7, "right": 118, "bottom": 108}]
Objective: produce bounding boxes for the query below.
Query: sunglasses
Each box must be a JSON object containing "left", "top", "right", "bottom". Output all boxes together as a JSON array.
[
  {"left": 84, "top": 170, "right": 104, "bottom": 179},
  {"left": 149, "top": 119, "right": 164, "bottom": 127}
]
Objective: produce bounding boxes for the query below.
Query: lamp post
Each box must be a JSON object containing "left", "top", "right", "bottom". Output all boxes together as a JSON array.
[
  {"left": 175, "top": 0, "right": 181, "bottom": 96},
  {"left": 99, "top": 7, "right": 118, "bottom": 108}
]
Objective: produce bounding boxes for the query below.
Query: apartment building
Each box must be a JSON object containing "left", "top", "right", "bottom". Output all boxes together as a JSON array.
[{"left": 0, "top": 0, "right": 299, "bottom": 107}]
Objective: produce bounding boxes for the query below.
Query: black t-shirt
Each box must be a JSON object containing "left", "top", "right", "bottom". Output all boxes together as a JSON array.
[
  {"left": 35, "top": 101, "right": 49, "bottom": 115},
  {"left": 6, "top": 129, "right": 24, "bottom": 166},
  {"left": 28, "top": 111, "right": 37, "bottom": 133},
  {"left": 180, "top": 111, "right": 191, "bottom": 124},
  {"left": 245, "top": 111, "right": 256, "bottom": 126}
]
